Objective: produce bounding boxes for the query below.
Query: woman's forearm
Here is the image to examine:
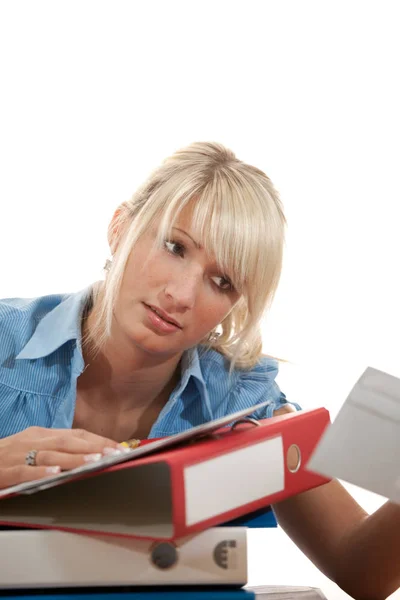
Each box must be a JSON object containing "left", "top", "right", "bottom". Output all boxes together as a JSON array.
[{"left": 337, "top": 501, "right": 400, "bottom": 600}]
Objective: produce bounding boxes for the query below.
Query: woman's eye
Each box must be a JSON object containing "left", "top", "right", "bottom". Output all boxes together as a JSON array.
[
  {"left": 212, "top": 276, "right": 234, "bottom": 292},
  {"left": 164, "top": 240, "right": 185, "bottom": 257}
]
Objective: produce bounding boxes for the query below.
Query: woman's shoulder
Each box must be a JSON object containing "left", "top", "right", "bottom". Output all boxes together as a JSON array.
[
  {"left": 0, "top": 291, "right": 69, "bottom": 324},
  {"left": 196, "top": 348, "right": 300, "bottom": 418},
  {"left": 0, "top": 292, "right": 70, "bottom": 359},
  {"left": 0, "top": 291, "right": 83, "bottom": 436},
  {"left": 198, "top": 348, "right": 280, "bottom": 382},
  {"left": 197, "top": 348, "right": 280, "bottom": 406}
]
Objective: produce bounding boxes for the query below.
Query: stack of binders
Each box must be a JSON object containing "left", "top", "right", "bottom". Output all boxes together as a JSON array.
[{"left": 0, "top": 405, "right": 330, "bottom": 598}]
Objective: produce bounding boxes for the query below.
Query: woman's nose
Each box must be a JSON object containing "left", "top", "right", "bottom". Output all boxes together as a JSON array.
[{"left": 164, "top": 270, "right": 201, "bottom": 310}]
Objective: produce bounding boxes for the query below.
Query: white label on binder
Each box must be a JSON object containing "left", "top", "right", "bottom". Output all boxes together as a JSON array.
[{"left": 184, "top": 436, "right": 284, "bottom": 526}]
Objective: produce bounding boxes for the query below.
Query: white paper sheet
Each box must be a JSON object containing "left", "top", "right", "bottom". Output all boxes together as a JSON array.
[{"left": 308, "top": 366, "right": 400, "bottom": 503}]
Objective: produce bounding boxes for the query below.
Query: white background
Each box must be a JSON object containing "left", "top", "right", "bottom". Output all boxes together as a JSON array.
[{"left": 1, "top": 1, "right": 399, "bottom": 598}]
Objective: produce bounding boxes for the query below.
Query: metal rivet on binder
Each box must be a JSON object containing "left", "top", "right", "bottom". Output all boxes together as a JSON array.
[
  {"left": 287, "top": 443, "right": 302, "bottom": 473},
  {"left": 150, "top": 541, "right": 178, "bottom": 570}
]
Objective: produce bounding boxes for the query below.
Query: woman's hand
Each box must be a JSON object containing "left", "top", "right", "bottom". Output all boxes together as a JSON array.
[{"left": 0, "top": 427, "right": 126, "bottom": 489}]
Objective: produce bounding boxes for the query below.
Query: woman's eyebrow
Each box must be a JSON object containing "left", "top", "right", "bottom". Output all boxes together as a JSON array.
[{"left": 172, "top": 227, "right": 202, "bottom": 249}]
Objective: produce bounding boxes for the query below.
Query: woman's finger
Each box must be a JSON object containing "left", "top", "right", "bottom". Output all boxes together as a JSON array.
[
  {"left": 34, "top": 450, "right": 105, "bottom": 471},
  {"left": 0, "top": 465, "right": 61, "bottom": 490},
  {"left": 19, "top": 431, "right": 126, "bottom": 456},
  {"left": 15, "top": 426, "right": 124, "bottom": 453},
  {"left": 69, "top": 428, "right": 126, "bottom": 449},
  {"left": 1, "top": 438, "right": 127, "bottom": 471}
]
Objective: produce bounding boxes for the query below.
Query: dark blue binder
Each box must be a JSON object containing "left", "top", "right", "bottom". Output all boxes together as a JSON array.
[
  {"left": 220, "top": 505, "right": 276, "bottom": 528},
  {"left": 0, "top": 588, "right": 256, "bottom": 599}
]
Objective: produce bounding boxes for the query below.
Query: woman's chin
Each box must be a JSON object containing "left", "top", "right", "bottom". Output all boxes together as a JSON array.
[{"left": 127, "top": 331, "right": 185, "bottom": 357}]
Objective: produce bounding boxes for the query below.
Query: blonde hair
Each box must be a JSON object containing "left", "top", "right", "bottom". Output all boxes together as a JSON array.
[{"left": 88, "top": 142, "right": 286, "bottom": 370}]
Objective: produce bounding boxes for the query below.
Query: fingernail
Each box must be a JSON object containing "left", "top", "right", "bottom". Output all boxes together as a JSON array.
[
  {"left": 46, "top": 466, "right": 61, "bottom": 474},
  {"left": 103, "top": 447, "right": 122, "bottom": 456},
  {"left": 84, "top": 453, "right": 102, "bottom": 463}
]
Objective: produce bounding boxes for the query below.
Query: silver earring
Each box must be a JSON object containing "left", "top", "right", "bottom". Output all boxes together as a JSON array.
[
  {"left": 208, "top": 331, "right": 221, "bottom": 343},
  {"left": 103, "top": 259, "right": 112, "bottom": 272}
]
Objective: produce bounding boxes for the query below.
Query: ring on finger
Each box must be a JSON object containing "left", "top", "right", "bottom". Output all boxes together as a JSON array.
[{"left": 25, "top": 449, "right": 39, "bottom": 466}]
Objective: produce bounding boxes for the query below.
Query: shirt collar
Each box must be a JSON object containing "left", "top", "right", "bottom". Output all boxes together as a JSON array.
[
  {"left": 16, "top": 286, "right": 92, "bottom": 360},
  {"left": 179, "top": 346, "right": 213, "bottom": 420}
]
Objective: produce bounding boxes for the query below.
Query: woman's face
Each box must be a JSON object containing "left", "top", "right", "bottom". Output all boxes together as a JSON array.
[{"left": 112, "top": 208, "right": 241, "bottom": 359}]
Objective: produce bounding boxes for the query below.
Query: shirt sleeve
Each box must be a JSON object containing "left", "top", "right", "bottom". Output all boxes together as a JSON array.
[{"left": 234, "top": 355, "right": 302, "bottom": 420}]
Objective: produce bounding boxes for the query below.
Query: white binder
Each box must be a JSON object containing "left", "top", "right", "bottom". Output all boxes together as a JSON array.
[{"left": 0, "top": 527, "right": 247, "bottom": 589}]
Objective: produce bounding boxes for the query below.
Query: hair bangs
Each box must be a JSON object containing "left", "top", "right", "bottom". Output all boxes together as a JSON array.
[{"left": 190, "top": 175, "right": 273, "bottom": 306}]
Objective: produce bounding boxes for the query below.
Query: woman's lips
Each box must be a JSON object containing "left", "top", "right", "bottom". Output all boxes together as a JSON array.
[{"left": 143, "top": 303, "right": 182, "bottom": 333}]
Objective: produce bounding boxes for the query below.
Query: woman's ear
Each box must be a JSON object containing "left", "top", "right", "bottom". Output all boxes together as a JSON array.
[{"left": 107, "top": 205, "right": 126, "bottom": 254}]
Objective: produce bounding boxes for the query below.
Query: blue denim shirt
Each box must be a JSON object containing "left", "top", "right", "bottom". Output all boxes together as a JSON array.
[{"left": 0, "top": 287, "right": 300, "bottom": 439}]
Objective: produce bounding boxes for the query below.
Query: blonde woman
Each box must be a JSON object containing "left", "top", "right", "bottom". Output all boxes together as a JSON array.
[{"left": 0, "top": 143, "right": 399, "bottom": 598}]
